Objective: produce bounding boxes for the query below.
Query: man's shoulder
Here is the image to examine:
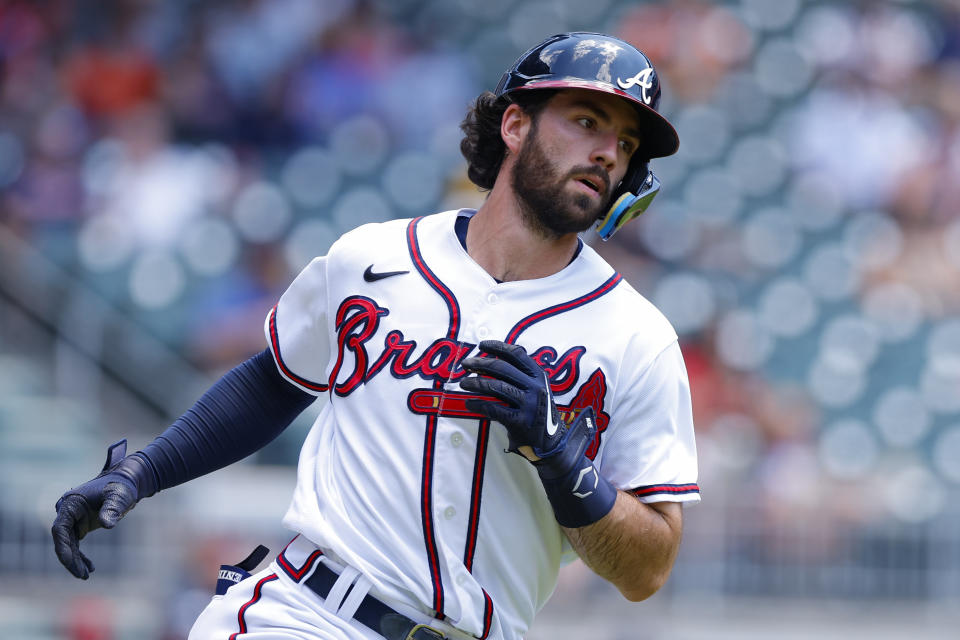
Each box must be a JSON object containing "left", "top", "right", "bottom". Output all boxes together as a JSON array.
[
  {"left": 616, "top": 278, "right": 677, "bottom": 342},
  {"left": 326, "top": 216, "right": 411, "bottom": 263}
]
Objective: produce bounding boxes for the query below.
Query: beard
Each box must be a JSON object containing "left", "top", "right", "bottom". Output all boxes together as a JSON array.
[{"left": 510, "top": 123, "right": 611, "bottom": 239}]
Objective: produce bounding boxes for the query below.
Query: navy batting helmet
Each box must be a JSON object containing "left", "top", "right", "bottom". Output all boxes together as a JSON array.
[{"left": 496, "top": 32, "right": 679, "bottom": 240}]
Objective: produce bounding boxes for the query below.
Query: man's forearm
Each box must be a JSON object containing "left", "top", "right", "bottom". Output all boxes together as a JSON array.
[{"left": 562, "top": 492, "right": 683, "bottom": 601}]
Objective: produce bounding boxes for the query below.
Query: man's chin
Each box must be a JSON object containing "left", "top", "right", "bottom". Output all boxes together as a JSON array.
[
  {"left": 568, "top": 196, "right": 606, "bottom": 229},
  {"left": 543, "top": 203, "right": 601, "bottom": 236}
]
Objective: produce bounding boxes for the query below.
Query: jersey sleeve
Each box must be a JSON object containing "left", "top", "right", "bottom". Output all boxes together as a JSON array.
[
  {"left": 599, "top": 340, "right": 700, "bottom": 504},
  {"left": 264, "top": 256, "right": 331, "bottom": 395}
]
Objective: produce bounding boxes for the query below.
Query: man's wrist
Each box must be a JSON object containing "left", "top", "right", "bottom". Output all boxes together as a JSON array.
[
  {"left": 531, "top": 407, "right": 616, "bottom": 527},
  {"left": 538, "top": 455, "right": 617, "bottom": 528},
  {"left": 113, "top": 452, "right": 158, "bottom": 499},
  {"left": 530, "top": 428, "right": 579, "bottom": 477}
]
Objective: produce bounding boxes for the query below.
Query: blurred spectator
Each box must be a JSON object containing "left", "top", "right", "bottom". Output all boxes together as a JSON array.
[
  {"left": 61, "top": 1, "right": 160, "bottom": 120},
  {"left": 161, "top": 23, "right": 236, "bottom": 144},
  {"left": 184, "top": 244, "right": 292, "bottom": 371},
  {"left": 0, "top": 1, "right": 61, "bottom": 116},
  {"left": 81, "top": 101, "right": 227, "bottom": 251},
  {"left": 62, "top": 595, "right": 115, "bottom": 640},
  {"left": 4, "top": 101, "right": 88, "bottom": 229},
  {"left": 786, "top": 75, "right": 931, "bottom": 210}
]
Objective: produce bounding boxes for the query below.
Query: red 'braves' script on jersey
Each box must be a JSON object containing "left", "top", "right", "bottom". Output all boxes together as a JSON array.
[
  {"left": 322, "top": 296, "right": 613, "bottom": 459},
  {"left": 328, "top": 296, "right": 583, "bottom": 386}
]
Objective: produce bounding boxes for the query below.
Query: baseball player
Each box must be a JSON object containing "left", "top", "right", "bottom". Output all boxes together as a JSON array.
[{"left": 52, "top": 32, "right": 698, "bottom": 640}]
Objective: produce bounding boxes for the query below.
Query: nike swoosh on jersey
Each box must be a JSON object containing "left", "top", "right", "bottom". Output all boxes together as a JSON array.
[
  {"left": 363, "top": 265, "right": 410, "bottom": 282},
  {"left": 544, "top": 371, "right": 560, "bottom": 436}
]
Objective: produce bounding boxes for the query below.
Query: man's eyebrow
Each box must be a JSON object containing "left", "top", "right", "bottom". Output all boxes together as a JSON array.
[{"left": 570, "top": 100, "right": 643, "bottom": 142}]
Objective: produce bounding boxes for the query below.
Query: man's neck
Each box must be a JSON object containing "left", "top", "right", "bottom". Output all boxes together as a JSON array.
[{"left": 466, "top": 185, "right": 580, "bottom": 283}]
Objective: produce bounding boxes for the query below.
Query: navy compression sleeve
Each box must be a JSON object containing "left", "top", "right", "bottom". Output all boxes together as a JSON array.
[{"left": 127, "top": 348, "right": 315, "bottom": 497}]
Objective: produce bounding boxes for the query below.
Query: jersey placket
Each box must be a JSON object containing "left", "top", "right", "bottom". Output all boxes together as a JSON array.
[
  {"left": 406, "top": 215, "right": 498, "bottom": 635},
  {"left": 432, "top": 283, "right": 502, "bottom": 635},
  {"left": 407, "top": 215, "right": 463, "bottom": 620},
  {"left": 457, "top": 286, "right": 503, "bottom": 574}
]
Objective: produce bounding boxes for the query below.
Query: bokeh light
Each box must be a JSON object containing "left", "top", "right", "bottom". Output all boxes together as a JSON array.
[{"left": 818, "top": 418, "right": 879, "bottom": 479}]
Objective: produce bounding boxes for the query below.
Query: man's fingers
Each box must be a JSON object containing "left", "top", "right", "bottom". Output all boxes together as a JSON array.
[
  {"left": 464, "top": 396, "right": 521, "bottom": 428},
  {"left": 50, "top": 516, "right": 77, "bottom": 568},
  {"left": 460, "top": 376, "right": 524, "bottom": 406},
  {"left": 51, "top": 496, "right": 95, "bottom": 579},
  {"left": 65, "top": 549, "right": 95, "bottom": 580},
  {"left": 80, "top": 553, "right": 95, "bottom": 576},
  {"left": 461, "top": 357, "right": 530, "bottom": 389},
  {"left": 476, "top": 340, "right": 539, "bottom": 376}
]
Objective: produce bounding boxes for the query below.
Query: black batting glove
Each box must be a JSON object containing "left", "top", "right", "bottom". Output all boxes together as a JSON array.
[
  {"left": 460, "top": 340, "right": 616, "bottom": 528},
  {"left": 51, "top": 440, "right": 152, "bottom": 579},
  {"left": 459, "top": 340, "right": 568, "bottom": 461}
]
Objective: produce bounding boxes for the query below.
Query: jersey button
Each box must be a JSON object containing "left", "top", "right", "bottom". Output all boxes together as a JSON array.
[
  {"left": 486, "top": 293, "right": 498, "bottom": 304},
  {"left": 451, "top": 432, "right": 464, "bottom": 447},
  {"left": 456, "top": 574, "right": 468, "bottom": 586},
  {"left": 443, "top": 506, "right": 456, "bottom": 519},
  {"left": 477, "top": 326, "right": 489, "bottom": 338}
]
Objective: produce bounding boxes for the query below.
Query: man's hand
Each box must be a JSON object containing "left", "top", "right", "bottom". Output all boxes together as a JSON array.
[
  {"left": 459, "top": 340, "right": 569, "bottom": 461},
  {"left": 459, "top": 339, "right": 598, "bottom": 476},
  {"left": 51, "top": 440, "right": 141, "bottom": 579},
  {"left": 460, "top": 340, "right": 615, "bottom": 528}
]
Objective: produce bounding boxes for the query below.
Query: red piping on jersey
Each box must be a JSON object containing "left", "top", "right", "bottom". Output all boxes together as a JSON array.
[
  {"left": 408, "top": 217, "right": 460, "bottom": 341},
  {"left": 463, "top": 419, "right": 491, "bottom": 572},
  {"left": 506, "top": 273, "right": 623, "bottom": 344},
  {"left": 268, "top": 305, "right": 329, "bottom": 392},
  {"left": 419, "top": 412, "right": 444, "bottom": 618},
  {"left": 630, "top": 483, "right": 700, "bottom": 497},
  {"left": 277, "top": 546, "right": 323, "bottom": 582},
  {"left": 408, "top": 215, "right": 462, "bottom": 619},
  {"left": 479, "top": 589, "right": 494, "bottom": 639},
  {"left": 230, "top": 573, "right": 279, "bottom": 639}
]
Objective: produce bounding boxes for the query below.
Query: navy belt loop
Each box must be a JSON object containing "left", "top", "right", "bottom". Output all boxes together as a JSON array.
[{"left": 215, "top": 544, "right": 271, "bottom": 595}]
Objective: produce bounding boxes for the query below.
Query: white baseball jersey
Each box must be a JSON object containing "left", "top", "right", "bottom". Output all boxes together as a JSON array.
[{"left": 264, "top": 208, "right": 699, "bottom": 640}]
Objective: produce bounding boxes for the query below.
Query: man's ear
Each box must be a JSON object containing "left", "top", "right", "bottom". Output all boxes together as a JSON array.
[{"left": 501, "top": 103, "right": 530, "bottom": 155}]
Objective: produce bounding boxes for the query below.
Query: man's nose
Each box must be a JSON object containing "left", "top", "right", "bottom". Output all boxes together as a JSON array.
[{"left": 591, "top": 135, "right": 618, "bottom": 172}]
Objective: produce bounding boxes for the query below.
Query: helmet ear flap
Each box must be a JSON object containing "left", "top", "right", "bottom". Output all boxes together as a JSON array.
[
  {"left": 594, "top": 161, "right": 661, "bottom": 241},
  {"left": 618, "top": 157, "right": 652, "bottom": 199}
]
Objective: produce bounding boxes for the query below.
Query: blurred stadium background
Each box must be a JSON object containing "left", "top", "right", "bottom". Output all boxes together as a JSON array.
[{"left": 1, "top": 0, "right": 959, "bottom": 638}]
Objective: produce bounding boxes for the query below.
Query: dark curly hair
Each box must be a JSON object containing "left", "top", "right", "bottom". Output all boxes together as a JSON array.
[{"left": 459, "top": 90, "right": 556, "bottom": 190}]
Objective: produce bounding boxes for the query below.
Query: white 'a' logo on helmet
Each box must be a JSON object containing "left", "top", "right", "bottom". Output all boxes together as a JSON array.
[{"left": 617, "top": 67, "right": 654, "bottom": 104}]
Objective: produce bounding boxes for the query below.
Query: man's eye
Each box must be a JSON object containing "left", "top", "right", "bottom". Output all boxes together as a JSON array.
[
  {"left": 578, "top": 117, "right": 595, "bottom": 129},
  {"left": 619, "top": 139, "right": 635, "bottom": 154}
]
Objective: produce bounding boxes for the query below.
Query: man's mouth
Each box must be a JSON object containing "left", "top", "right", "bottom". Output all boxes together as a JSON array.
[{"left": 573, "top": 175, "right": 606, "bottom": 196}]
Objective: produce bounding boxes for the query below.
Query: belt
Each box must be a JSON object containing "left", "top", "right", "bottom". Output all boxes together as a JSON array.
[{"left": 304, "top": 559, "right": 446, "bottom": 640}]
